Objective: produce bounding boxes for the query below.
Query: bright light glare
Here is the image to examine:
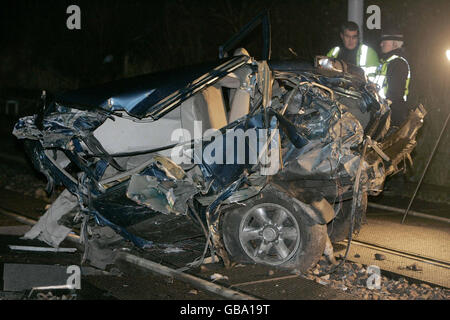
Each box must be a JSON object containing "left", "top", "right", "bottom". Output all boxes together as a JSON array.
[{"left": 447, "top": 49, "right": 450, "bottom": 61}]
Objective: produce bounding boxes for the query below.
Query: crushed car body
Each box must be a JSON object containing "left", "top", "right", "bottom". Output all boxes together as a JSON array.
[{"left": 13, "top": 13, "right": 426, "bottom": 271}]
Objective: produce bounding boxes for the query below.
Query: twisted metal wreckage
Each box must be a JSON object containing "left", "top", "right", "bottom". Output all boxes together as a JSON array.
[{"left": 12, "top": 15, "right": 426, "bottom": 272}]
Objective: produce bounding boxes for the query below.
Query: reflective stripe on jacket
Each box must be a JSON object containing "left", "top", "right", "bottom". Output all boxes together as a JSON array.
[
  {"left": 373, "top": 55, "right": 411, "bottom": 102},
  {"left": 327, "top": 44, "right": 379, "bottom": 81}
]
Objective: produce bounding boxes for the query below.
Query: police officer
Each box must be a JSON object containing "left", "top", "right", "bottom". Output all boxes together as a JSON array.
[
  {"left": 327, "top": 21, "right": 379, "bottom": 81},
  {"left": 373, "top": 27, "right": 411, "bottom": 126}
]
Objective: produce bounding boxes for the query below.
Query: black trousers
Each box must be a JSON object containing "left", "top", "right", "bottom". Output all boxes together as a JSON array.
[{"left": 390, "top": 100, "right": 410, "bottom": 126}]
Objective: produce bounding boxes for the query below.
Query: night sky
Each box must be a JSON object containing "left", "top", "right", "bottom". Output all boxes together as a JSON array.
[{"left": 1, "top": 1, "right": 448, "bottom": 92}]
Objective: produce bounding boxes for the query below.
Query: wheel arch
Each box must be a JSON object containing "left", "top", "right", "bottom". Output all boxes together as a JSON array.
[{"left": 263, "top": 183, "right": 335, "bottom": 225}]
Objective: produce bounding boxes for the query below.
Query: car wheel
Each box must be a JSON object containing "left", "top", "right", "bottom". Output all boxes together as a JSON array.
[{"left": 221, "top": 190, "right": 327, "bottom": 271}]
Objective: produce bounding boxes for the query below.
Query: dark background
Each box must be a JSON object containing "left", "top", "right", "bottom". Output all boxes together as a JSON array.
[{"left": 0, "top": 0, "right": 449, "bottom": 197}]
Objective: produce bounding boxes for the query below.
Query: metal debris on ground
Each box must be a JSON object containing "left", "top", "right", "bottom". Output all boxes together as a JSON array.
[
  {"left": 8, "top": 245, "right": 77, "bottom": 253},
  {"left": 202, "top": 255, "right": 220, "bottom": 264},
  {"left": 374, "top": 253, "right": 386, "bottom": 261},
  {"left": 210, "top": 273, "right": 229, "bottom": 282},
  {"left": 163, "top": 247, "right": 185, "bottom": 254},
  {"left": 404, "top": 264, "right": 424, "bottom": 272},
  {"left": 34, "top": 291, "right": 77, "bottom": 300}
]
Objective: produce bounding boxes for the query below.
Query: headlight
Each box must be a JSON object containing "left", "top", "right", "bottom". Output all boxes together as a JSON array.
[{"left": 314, "top": 56, "right": 343, "bottom": 72}]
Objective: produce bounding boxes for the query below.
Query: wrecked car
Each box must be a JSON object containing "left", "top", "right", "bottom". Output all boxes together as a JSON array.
[{"left": 13, "top": 13, "right": 426, "bottom": 272}]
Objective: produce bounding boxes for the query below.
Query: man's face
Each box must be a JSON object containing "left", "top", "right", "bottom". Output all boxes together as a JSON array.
[
  {"left": 380, "top": 40, "right": 395, "bottom": 54},
  {"left": 340, "top": 29, "right": 359, "bottom": 50}
]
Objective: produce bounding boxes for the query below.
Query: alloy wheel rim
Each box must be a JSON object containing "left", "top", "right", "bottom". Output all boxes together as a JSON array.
[{"left": 238, "top": 203, "right": 301, "bottom": 265}]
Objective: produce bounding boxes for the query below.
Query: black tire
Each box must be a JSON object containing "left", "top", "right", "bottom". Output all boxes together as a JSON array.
[
  {"left": 220, "top": 189, "right": 327, "bottom": 272},
  {"left": 327, "top": 192, "right": 367, "bottom": 243}
]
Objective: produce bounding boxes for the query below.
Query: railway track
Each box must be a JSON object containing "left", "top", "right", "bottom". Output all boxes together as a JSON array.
[
  {"left": 1, "top": 202, "right": 449, "bottom": 296},
  {"left": 344, "top": 239, "right": 450, "bottom": 270},
  {"left": 2, "top": 204, "right": 448, "bottom": 273},
  {"left": 332, "top": 237, "right": 450, "bottom": 290},
  {"left": 0, "top": 204, "right": 355, "bottom": 300}
]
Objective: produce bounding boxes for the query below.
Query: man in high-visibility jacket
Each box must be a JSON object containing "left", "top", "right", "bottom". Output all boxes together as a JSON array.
[
  {"left": 327, "top": 21, "right": 379, "bottom": 81},
  {"left": 373, "top": 27, "right": 411, "bottom": 126}
]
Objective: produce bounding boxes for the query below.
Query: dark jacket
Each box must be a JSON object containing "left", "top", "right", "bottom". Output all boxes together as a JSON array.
[
  {"left": 381, "top": 48, "right": 410, "bottom": 125},
  {"left": 381, "top": 48, "right": 409, "bottom": 104}
]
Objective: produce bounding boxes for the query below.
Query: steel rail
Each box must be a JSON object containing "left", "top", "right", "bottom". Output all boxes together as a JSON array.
[
  {"left": 0, "top": 206, "right": 258, "bottom": 300},
  {"left": 342, "top": 239, "right": 450, "bottom": 269},
  {"left": 368, "top": 202, "right": 450, "bottom": 224}
]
